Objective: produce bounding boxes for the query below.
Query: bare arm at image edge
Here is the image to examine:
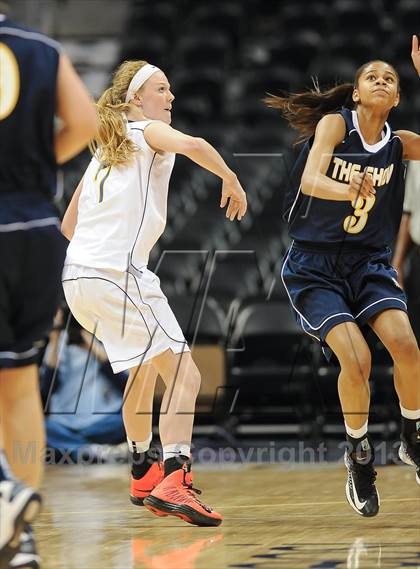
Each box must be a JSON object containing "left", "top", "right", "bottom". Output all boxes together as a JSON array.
[
  {"left": 392, "top": 213, "right": 413, "bottom": 288},
  {"left": 61, "top": 176, "right": 83, "bottom": 240},
  {"left": 55, "top": 53, "right": 98, "bottom": 164}
]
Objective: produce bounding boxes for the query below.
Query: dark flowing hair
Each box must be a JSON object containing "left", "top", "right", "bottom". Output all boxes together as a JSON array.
[{"left": 264, "top": 60, "right": 400, "bottom": 143}]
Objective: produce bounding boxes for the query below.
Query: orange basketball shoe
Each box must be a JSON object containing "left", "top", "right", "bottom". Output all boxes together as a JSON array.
[
  {"left": 143, "top": 462, "right": 222, "bottom": 527},
  {"left": 130, "top": 462, "right": 164, "bottom": 506}
]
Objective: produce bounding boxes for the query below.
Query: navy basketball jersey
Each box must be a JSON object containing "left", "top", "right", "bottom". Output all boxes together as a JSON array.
[
  {"left": 0, "top": 17, "right": 60, "bottom": 222},
  {"left": 285, "top": 108, "right": 405, "bottom": 250}
]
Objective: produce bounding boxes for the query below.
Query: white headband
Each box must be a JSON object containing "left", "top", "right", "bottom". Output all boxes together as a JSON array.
[{"left": 125, "top": 64, "right": 161, "bottom": 103}]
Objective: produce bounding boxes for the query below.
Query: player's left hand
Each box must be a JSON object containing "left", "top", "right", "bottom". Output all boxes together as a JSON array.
[{"left": 411, "top": 35, "right": 420, "bottom": 76}]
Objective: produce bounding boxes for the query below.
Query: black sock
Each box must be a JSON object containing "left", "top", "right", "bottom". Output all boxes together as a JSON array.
[
  {"left": 164, "top": 455, "right": 190, "bottom": 477},
  {"left": 401, "top": 417, "right": 420, "bottom": 445},
  {"left": 0, "top": 450, "right": 12, "bottom": 481},
  {"left": 346, "top": 434, "right": 374, "bottom": 464},
  {"left": 130, "top": 447, "right": 161, "bottom": 480}
]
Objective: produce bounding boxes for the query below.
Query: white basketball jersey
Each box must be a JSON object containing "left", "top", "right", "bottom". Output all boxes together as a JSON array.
[{"left": 65, "top": 120, "right": 175, "bottom": 271}]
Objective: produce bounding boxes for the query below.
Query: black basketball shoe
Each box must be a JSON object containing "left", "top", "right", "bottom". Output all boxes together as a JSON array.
[
  {"left": 399, "top": 436, "right": 420, "bottom": 486},
  {"left": 344, "top": 451, "right": 379, "bottom": 517}
]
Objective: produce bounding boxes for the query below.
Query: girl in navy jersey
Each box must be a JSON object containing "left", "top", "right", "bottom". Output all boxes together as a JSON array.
[
  {"left": 266, "top": 36, "right": 420, "bottom": 517},
  {"left": 61, "top": 60, "right": 247, "bottom": 527},
  {"left": 0, "top": 3, "right": 97, "bottom": 565}
]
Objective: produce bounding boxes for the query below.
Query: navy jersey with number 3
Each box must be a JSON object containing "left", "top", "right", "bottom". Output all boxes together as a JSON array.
[
  {"left": 0, "top": 16, "right": 60, "bottom": 222},
  {"left": 285, "top": 109, "right": 405, "bottom": 250}
]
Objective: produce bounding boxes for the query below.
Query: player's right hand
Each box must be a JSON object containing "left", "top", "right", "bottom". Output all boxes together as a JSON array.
[
  {"left": 348, "top": 171, "right": 376, "bottom": 201},
  {"left": 411, "top": 34, "right": 420, "bottom": 77},
  {"left": 220, "top": 176, "right": 247, "bottom": 221}
]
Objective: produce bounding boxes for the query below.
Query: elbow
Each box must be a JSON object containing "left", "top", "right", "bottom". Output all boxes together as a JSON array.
[
  {"left": 61, "top": 220, "right": 71, "bottom": 241},
  {"left": 300, "top": 174, "right": 313, "bottom": 196},
  {"left": 70, "top": 109, "right": 98, "bottom": 145},
  {"left": 79, "top": 110, "right": 98, "bottom": 144},
  {"left": 87, "top": 108, "right": 99, "bottom": 137}
]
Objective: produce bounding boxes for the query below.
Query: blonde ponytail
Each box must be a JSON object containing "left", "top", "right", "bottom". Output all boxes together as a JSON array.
[{"left": 90, "top": 60, "right": 148, "bottom": 166}]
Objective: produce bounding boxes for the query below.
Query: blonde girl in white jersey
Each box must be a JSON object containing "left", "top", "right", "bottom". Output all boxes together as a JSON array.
[{"left": 61, "top": 60, "right": 247, "bottom": 527}]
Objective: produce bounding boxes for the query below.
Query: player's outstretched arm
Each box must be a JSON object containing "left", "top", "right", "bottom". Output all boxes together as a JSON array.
[
  {"left": 301, "top": 114, "right": 375, "bottom": 201},
  {"left": 144, "top": 122, "right": 247, "bottom": 221},
  {"left": 396, "top": 36, "right": 420, "bottom": 160},
  {"left": 61, "top": 176, "right": 83, "bottom": 240},
  {"left": 55, "top": 53, "right": 98, "bottom": 164},
  {"left": 396, "top": 129, "right": 420, "bottom": 160}
]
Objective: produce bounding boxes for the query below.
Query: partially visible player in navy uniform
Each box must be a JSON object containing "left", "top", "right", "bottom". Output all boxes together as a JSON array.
[
  {"left": 266, "top": 37, "right": 420, "bottom": 518},
  {"left": 0, "top": 2, "right": 97, "bottom": 566}
]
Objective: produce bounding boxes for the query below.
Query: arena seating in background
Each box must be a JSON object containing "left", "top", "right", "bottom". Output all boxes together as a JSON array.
[{"left": 228, "top": 301, "right": 315, "bottom": 433}]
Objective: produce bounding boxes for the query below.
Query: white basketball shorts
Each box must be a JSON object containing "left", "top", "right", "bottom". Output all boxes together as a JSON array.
[{"left": 62, "top": 264, "right": 190, "bottom": 373}]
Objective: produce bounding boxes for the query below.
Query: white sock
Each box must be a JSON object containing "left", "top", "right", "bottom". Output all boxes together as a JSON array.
[
  {"left": 345, "top": 420, "right": 368, "bottom": 439},
  {"left": 162, "top": 443, "right": 191, "bottom": 462},
  {"left": 127, "top": 433, "right": 152, "bottom": 454},
  {"left": 400, "top": 405, "right": 420, "bottom": 420}
]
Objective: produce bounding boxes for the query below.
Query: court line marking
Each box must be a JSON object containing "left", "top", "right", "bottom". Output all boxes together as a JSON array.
[
  {"left": 37, "top": 496, "right": 419, "bottom": 517},
  {"left": 216, "top": 497, "right": 420, "bottom": 508}
]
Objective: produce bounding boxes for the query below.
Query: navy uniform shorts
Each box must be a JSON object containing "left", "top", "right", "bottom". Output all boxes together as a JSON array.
[
  {"left": 0, "top": 224, "right": 67, "bottom": 368},
  {"left": 281, "top": 243, "right": 407, "bottom": 345}
]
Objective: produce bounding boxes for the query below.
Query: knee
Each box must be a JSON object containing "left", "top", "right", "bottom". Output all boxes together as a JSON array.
[
  {"left": 390, "top": 334, "right": 420, "bottom": 365},
  {"left": 177, "top": 363, "right": 201, "bottom": 397},
  {"left": 339, "top": 349, "right": 371, "bottom": 385},
  {"left": 185, "top": 365, "right": 202, "bottom": 397},
  {"left": 0, "top": 368, "right": 39, "bottom": 404}
]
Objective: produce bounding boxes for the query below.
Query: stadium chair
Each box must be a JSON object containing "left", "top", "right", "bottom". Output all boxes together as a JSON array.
[
  {"left": 227, "top": 300, "right": 316, "bottom": 432},
  {"left": 189, "top": 251, "right": 261, "bottom": 313},
  {"left": 187, "top": 3, "right": 243, "bottom": 48},
  {"left": 266, "top": 32, "right": 323, "bottom": 73},
  {"left": 280, "top": 3, "right": 328, "bottom": 35},
  {"left": 392, "top": 98, "right": 420, "bottom": 132},
  {"left": 309, "top": 56, "right": 357, "bottom": 87},
  {"left": 331, "top": 0, "right": 380, "bottom": 33},
  {"left": 397, "top": 0, "right": 420, "bottom": 34},
  {"left": 119, "top": 35, "right": 169, "bottom": 69},
  {"left": 327, "top": 33, "right": 376, "bottom": 65},
  {"left": 126, "top": 3, "right": 175, "bottom": 41},
  {"left": 153, "top": 249, "right": 210, "bottom": 295},
  {"left": 176, "top": 34, "right": 231, "bottom": 70},
  {"left": 171, "top": 70, "right": 226, "bottom": 122},
  {"left": 62, "top": 40, "right": 119, "bottom": 68}
]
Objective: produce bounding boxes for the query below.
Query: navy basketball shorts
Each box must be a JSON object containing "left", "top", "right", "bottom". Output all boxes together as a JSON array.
[
  {"left": 0, "top": 226, "right": 67, "bottom": 368},
  {"left": 281, "top": 244, "right": 407, "bottom": 345}
]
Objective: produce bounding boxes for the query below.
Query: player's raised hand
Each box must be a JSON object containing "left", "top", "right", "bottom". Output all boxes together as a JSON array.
[
  {"left": 412, "top": 35, "right": 420, "bottom": 76},
  {"left": 349, "top": 171, "right": 375, "bottom": 201},
  {"left": 220, "top": 175, "right": 247, "bottom": 221}
]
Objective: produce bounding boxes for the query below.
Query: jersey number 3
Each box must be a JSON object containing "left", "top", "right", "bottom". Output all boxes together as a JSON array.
[
  {"left": 343, "top": 195, "right": 376, "bottom": 234},
  {"left": 0, "top": 43, "right": 20, "bottom": 121}
]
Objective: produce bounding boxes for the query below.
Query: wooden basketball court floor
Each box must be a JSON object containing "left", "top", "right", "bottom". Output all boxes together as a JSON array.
[{"left": 34, "top": 462, "right": 419, "bottom": 569}]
